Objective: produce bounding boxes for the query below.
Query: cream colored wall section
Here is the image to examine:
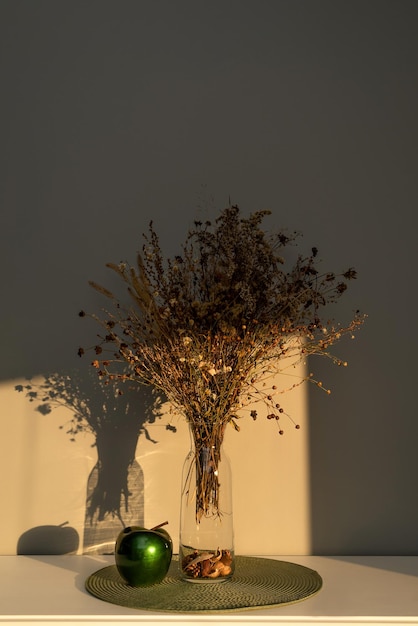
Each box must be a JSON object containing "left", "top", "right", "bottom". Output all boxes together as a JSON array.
[{"left": 1, "top": 366, "right": 310, "bottom": 556}]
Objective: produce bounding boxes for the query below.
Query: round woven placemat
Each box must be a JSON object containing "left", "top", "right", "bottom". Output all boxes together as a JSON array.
[{"left": 85, "top": 555, "right": 322, "bottom": 613}]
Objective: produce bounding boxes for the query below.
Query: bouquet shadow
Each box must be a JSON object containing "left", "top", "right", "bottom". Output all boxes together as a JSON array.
[{"left": 16, "top": 368, "right": 165, "bottom": 555}]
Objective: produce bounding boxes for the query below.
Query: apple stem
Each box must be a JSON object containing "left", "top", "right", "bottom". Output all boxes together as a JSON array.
[{"left": 151, "top": 521, "right": 169, "bottom": 531}]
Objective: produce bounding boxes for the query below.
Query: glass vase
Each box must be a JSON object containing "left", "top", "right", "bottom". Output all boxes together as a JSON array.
[{"left": 179, "top": 426, "right": 234, "bottom": 582}]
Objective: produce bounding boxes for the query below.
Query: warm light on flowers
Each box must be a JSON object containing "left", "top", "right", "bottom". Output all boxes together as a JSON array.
[{"left": 79, "top": 204, "right": 365, "bottom": 518}]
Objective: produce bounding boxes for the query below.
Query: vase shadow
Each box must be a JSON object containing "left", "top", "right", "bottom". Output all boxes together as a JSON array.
[{"left": 83, "top": 458, "right": 144, "bottom": 555}]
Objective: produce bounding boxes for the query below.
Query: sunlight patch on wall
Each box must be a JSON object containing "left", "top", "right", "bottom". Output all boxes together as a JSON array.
[{"left": 0, "top": 363, "right": 311, "bottom": 556}]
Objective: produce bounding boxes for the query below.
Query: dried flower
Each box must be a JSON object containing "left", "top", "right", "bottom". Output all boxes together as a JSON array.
[{"left": 80, "top": 204, "right": 365, "bottom": 517}]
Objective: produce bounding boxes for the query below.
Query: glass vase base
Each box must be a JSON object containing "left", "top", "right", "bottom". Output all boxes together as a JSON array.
[{"left": 183, "top": 576, "right": 231, "bottom": 583}]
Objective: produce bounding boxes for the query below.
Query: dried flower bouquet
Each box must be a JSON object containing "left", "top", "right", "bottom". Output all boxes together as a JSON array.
[{"left": 79, "top": 205, "right": 364, "bottom": 521}]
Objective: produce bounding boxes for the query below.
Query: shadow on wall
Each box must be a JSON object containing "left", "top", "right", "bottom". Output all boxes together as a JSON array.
[{"left": 15, "top": 367, "right": 169, "bottom": 555}]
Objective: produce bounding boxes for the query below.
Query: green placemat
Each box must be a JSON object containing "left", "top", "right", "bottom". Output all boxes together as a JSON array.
[{"left": 85, "top": 555, "right": 322, "bottom": 613}]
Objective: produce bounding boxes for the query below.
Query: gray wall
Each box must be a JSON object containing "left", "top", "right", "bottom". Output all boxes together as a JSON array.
[{"left": 1, "top": 0, "right": 417, "bottom": 555}]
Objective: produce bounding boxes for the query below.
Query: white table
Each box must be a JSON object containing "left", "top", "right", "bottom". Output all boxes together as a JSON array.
[{"left": 1, "top": 555, "right": 418, "bottom": 625}]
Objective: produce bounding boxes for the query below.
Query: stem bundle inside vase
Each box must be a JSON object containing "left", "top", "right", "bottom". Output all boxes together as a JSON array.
[{"left": 186, "top": 423, "right": 225, "bottom": 522}]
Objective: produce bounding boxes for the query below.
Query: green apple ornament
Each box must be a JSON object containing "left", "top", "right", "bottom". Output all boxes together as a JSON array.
[{"left": 115, "top": 521, "right": 173, "bottom": 586}]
